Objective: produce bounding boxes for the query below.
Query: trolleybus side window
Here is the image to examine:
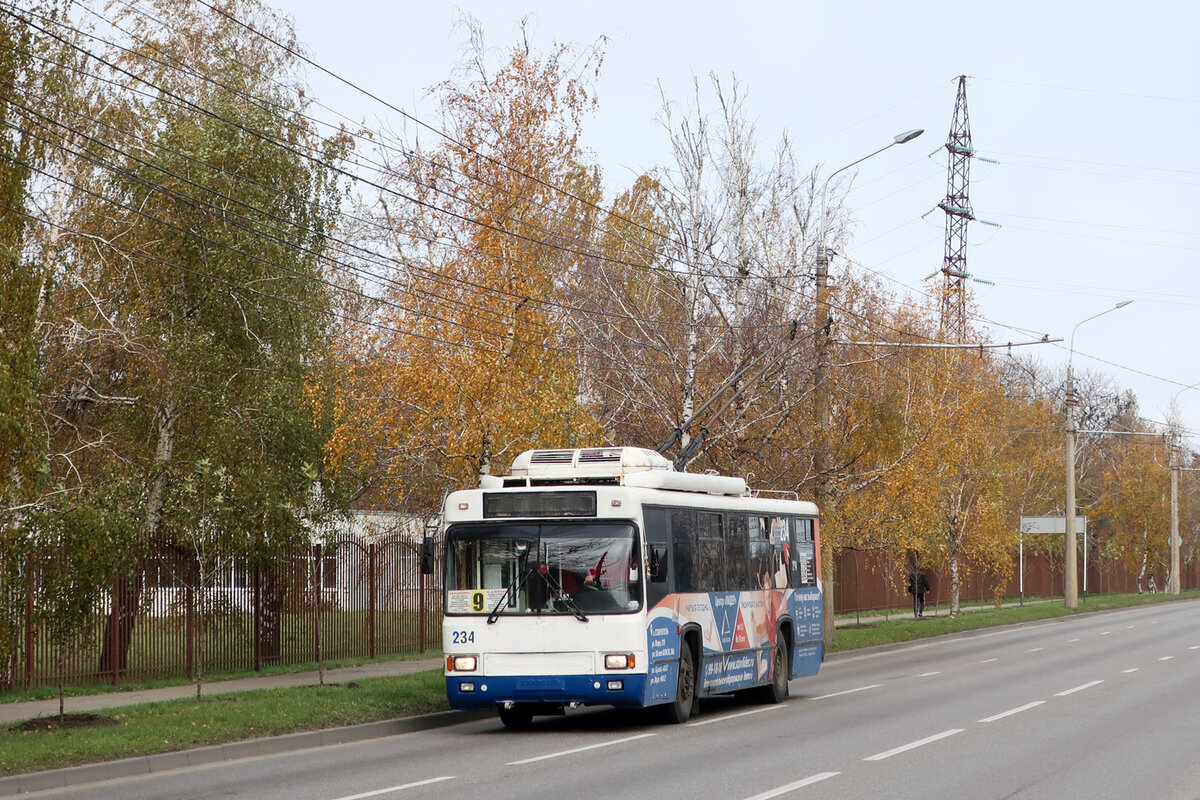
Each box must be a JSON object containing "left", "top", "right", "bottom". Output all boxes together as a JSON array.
[
  {"left": 791, "top": 517, "right": 817, "bottom": 588},
  {"left": 696, "top": 511, "right": 723, "bottom": 592},
  {"left": 770, "top": 516, "right": 790, "bottom": 589},
  {"left": 670, "top": 509, "right": 696, "bottom": 593},
  {"left": 725, "top": 514, "right": 749, "bottom": 590},
  {"left": 749, "top": 515, "right": 772, "bottom": 589}
]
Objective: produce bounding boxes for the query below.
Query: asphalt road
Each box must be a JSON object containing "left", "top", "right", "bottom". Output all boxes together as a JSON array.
[{"left": 27, "top": 600, "right": 1200, "bottom": 799}]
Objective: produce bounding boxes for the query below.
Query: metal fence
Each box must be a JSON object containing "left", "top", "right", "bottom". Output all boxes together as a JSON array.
[
  {"left": 3, "top": 531, "right": 442, "bottom": 691},
  {"left": 4, "top": 533, "right": 1195, "bottom": 691},
  {"left": 832, "top": 548, "right": 1200, "bottom": 619}
]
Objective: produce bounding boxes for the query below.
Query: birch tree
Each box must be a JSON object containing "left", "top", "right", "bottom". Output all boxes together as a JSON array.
[
  {"left": 37, "top": 0, "right": 349, "bottom": 670},
  {"left": 567, "top": 75, "right": 819, "bottom": 476}
]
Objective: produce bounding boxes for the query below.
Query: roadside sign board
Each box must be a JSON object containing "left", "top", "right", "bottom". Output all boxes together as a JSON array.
[{"left": 1020, "top": 515, "right": 1086, "bottom": 534}]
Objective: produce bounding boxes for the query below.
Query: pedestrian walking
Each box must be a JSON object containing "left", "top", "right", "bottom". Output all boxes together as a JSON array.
[{"left": 907, "top": 568, "right": 930, "bottom": 618}]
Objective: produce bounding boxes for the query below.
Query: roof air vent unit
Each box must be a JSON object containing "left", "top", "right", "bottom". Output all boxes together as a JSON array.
[{"left": 510, "top": 447, "right": 671, "bottom": 478}]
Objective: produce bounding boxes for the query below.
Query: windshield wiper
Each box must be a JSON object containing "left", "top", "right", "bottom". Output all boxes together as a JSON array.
[
  {"left": 538, "top": 567, "right": 589, "bottom": 622},
  {"left": 487, "top": 547, "right": 533, "bottom": 624}
]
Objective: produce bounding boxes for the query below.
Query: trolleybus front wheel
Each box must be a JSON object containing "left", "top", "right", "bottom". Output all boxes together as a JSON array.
[
  {"left": 499, "top": 704, "right": 535, "bottom": 729},
  {"left": 662, "top": 644, "right": 696, "bottom": 724}
]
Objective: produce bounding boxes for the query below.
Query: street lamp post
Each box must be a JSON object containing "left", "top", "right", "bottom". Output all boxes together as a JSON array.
[
  {"left": 1065, "top": 300, "right": 1132, "bottom": 609},
  {"left": 814, "top": 128, "right": 923, "bottom": 645},
  {"left": 817, "top": 129, "right": 925, "bottom": 268}
]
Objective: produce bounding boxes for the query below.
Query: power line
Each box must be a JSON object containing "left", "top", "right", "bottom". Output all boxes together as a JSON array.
[
  {"left": 4, "top": 2, "right": 818, "bottom": 343},
  {"left": 186, "top": 0, "right": 720, "bottom": 271},
  {"left": 1, "top": 5, "right": 678, "bottom": 291},
  {"left": 975, "top": 76, "right": 1200, "bottom": 107},
  {"left": 984, "top": 150, "right": 1200, "bottom": 180}
]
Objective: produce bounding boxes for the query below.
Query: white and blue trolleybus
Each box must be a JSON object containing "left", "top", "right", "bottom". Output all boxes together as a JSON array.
[{"left": 435, "top": 447, "right": 823, "bottom": 727}]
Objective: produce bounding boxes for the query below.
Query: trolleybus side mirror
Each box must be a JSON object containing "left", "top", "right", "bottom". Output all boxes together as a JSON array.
[
  {"left": 649, "top": 546, "right": 668, "bottom": 582},
  {"left": 420, "top": 536, "right": 435, "bottom": 575}
]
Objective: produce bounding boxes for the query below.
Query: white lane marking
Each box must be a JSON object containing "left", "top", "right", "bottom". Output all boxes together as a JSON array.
[
  {"left": 740, "top": 772, "right": 840, "bottom": 800},
  {"left": 506, "top": 733, "right": 656, "bottom": 765},
  {"left": 812, "top": 684, "right": 881, "bottom": 700},
  {"left": 1190, "top": 646, "right": 1200, "bottom": 651},
  {"left": 1100, "top": 631, "right": 1112, "bottom": 635},
  {"left": 333, "top": 777, "right": 455, "bottom": 799},
  {"left": 1068, "top": 638, "right": 1081, "bottom": 643},
  {"left": 864, "top": 729, "right": 965, "bottom": 761},
  {"left": 979, "top": 701, "right": 1045, "bottom": 723},
  {"left": 917, "top": 671, "right": 940, "bottom": 678},
  {"left": 1055, "top": 680, "right": 1104, "bottom": 697},
  {"left": 1127, "top": 625, "right": 1137, "bottom": 629},
  {"left": 980, "top": 658, "right": 999, "bottom": 664},
  {"left": 1150, "top": 620, "right": 1159, "bottom": 625},
  {"left": 689, "top": 705, "right": 782, "bottom": 727},
  {"left": 1159, "top": 656, "right": 1174, "bottom": 661},
  {"left": 1123, "top": 668, "right": 1139, "bottom": 673},
  {"left": 1028, "top": 647, "right": 1045, "bottom": 653}
]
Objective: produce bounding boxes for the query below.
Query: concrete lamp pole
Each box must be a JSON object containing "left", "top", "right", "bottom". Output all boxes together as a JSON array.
[
  {"left": 814, "top": 128, "right": 923, "bottom": 645},
  {"left": 1064, "top": 300, "right": 1132, "bottom": 609},
  {"left": 1167, "top": 379, "right": 1200, "bottom": 594}
]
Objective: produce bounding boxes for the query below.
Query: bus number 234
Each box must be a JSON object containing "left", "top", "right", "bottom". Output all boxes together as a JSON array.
[{"left": 452, "top": 630, "right": 475, "bottom": 644}]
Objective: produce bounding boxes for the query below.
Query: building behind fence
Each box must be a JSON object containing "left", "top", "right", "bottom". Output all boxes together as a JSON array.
[
  {"left": 4, "top": 512, "right": 1197, "bottom": 690},
  {"left": 3, "top": 511, "right": 442, "bottom": 691}
]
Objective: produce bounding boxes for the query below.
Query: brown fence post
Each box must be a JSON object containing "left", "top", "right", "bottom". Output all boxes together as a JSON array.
[
  {"left": 853, "top": 551, "right": 861, "bottom": 625},
  {"left": 24, "top": 569, "right": 34, "bottom": 689},
  {"left": 110, "top": 574, "right": 121, "bottom": 686},
  {"left": 368, "top": 543, "right": 376, "bottom": 660},
  {"left": 185, "top": 581, "right": 195, "bottom": 680},
  {"left": 253, "top": 564, "right": 261, "bottom": 673},
  {"left": 418, "top": 549, "right": 426, "bottom": 654},
  {"left": 314, "top": 544, "right": 322, "bottom": 667}
]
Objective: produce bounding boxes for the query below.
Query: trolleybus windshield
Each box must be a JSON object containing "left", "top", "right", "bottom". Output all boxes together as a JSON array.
[{"left": 445, "top": 523, "right": 641, "bottom": 617}]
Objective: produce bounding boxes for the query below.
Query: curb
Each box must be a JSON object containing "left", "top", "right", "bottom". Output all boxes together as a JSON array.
[{"left": 0, "top": 709, "right": 494, "bottom": 797}]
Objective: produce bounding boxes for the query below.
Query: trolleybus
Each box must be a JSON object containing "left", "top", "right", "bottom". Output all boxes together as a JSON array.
[{"left": 432, "top": 446, "right": 823, "bottom": 727}]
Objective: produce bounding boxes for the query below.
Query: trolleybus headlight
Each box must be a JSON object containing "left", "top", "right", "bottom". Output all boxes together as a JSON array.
[
  {"left": 448, "top": 655, "right": 478, "bottom": 672},
  {"left": 604, "top": 653, "right": 634, "bottom": 670}
]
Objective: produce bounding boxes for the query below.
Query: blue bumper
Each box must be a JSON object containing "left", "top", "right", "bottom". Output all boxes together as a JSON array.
[{"left": 447, "top": 673, "right": 648, "bottom": 710}]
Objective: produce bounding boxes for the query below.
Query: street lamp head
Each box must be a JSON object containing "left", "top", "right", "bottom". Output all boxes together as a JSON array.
[
  {"left": 893, "top": 129, "right": 924, "bottom": 144},
  {"left": 1115, "top": 300, "right": 1133, "bottom": 309}
]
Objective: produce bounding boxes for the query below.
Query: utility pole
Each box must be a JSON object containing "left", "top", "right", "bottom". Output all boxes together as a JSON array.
[
  {"left": 814, "top": 245, "right": 833, "bottom": 644},
  {"left": 811, "top": 129, "right": 923, "bottom": 645},
  {"left": 1169, "top": 433, "right": 1180, "bottom": 594},
  {"left": 1064, "top": 368, "right": 1080, "bottom": 609}
]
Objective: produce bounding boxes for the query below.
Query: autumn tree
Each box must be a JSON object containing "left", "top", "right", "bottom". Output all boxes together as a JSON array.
[
  {"left": 331, "top": 28, "right": 605, "bottom": 507},
  {"left": 1090, "top": 406, "right": 1170, "bottom": 592},
  {"left": 0, "top": 0, "right": 74, "bottom": 689},
  {"left": 822, "top": 279, "right": 1061, "bottom": 616},
  {"left": 33, "top": 0, "right": 350, "bottom": 671},
  {"left": 567, "top": 75, "right": 821, "bottom": 479}
]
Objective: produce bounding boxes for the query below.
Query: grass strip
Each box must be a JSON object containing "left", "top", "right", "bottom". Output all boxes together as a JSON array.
[
  {"left": 829, "top": 590, "right": 1198, "bottom": 651},
  {"left": 1, "top": 670, "right": 448, "bottom": 777}
]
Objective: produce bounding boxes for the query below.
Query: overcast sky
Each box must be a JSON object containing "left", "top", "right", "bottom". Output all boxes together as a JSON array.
[{"left": 280, "top": 0, "right": 1200, "bottom": 445}]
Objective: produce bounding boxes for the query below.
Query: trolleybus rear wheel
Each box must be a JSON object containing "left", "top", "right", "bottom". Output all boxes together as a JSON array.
[{"left": 759, "top": 638, "right": 789, "bottom": 704}]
